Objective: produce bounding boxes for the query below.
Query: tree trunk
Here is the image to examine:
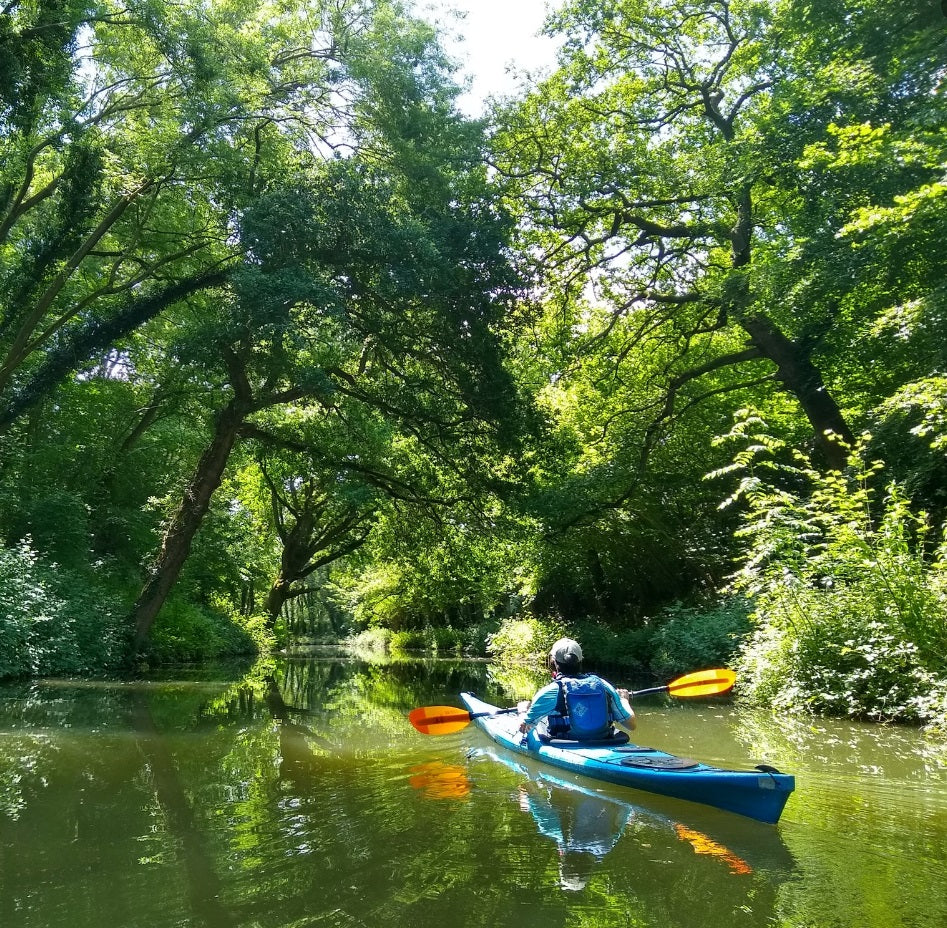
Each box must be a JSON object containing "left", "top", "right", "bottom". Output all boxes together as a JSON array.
[
  {"left": 265, "top": 577, "right": 292, "bottom": 629},
  {"left": 131, "top": 398, "right": 246, "bottom": 650},
  {"left": 729, "top": 189, "right": 853, "bottom": 470},
  {"left": 740, "top": 314, "right": 855, "bottom": 470}
]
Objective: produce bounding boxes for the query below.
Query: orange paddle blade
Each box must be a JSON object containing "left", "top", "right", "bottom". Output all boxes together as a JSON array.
[
  {"left": 667, "top": 668, "right": 736, "bottom": 697},
  {"left": 408, "top": 705, "right": 473, "bottom": 735}
]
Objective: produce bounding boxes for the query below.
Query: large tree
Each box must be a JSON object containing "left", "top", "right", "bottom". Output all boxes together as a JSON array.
[
  {"left": 479, "top": 0, "right": 947, "bottom": 617},
  {"left": 127, "top": 18, "right": 524, "bottom": 647},
  {"left": 1, "top": 2, "right": 527, "bottom": 653},
  {"left": 0, "top": 0, "right": 386, "bottom": 427},
  {"left": 494, "top": 0, "right": 944, "bottom": 475}
]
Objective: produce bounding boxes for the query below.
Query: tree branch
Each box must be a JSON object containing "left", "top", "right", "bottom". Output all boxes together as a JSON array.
[{"left": 0, "top": 267, "right": 232, "bottom": 430}]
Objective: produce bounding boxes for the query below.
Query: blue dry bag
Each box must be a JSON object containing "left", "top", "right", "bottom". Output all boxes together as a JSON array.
[{"left": 551, "top": 675, "right": 613, "bottom": 740}]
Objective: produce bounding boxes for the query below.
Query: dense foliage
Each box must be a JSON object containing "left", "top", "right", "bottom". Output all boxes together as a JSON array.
[
  {"left": 1, "top": 0, "right": 526, "bottom": 668},
  {"left": 1, "top": 1, "right": 945, "bottom": 725},
  {"left": 711, "top": 414, "right": 947, "bottom": 728}
]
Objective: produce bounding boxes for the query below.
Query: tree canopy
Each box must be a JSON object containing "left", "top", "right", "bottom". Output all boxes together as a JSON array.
[{"left": 1, "top": 0, "right": 946, "bottom": 724}]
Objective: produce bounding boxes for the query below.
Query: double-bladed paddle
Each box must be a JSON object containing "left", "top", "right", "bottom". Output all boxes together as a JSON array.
[{"left": 408, "top": 668, "right": 736, "bottom": 736}]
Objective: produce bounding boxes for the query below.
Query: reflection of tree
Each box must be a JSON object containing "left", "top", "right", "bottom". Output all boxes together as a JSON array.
[
  {"left": 734, "top": 707, "right": 947, "bottom": 777},
  {"left": 0, "top": 662, "right": 504, "bottom": 928},
  {"left": 131, "top": 691, "right": 233, "bottom": 928},
  {"left": 0, "top": 679, "right": 252, "bottom": 927},
  {"left": 0, "top": 661, "right": 809, "bottom": 928},
  {"left": 487, "top": 661, "right": 549, "bottom": 701},
  {"left": 262, "top": 674, "right": 335, "bottom": 787}
]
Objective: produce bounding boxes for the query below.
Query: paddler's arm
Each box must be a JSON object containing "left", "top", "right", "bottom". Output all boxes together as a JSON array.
[
  {"left": 611, "top": 687, "right": 637, "bottom": 733},
  {"left": 516, "top": 683, "right": 560, "bottom": 734}
]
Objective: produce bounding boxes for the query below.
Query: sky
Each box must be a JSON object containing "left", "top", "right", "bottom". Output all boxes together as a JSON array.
[{"left": 420, "top": 0, "right": 564, "bottom": 114}]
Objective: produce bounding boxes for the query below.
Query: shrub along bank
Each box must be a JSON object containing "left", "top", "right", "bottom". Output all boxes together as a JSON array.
[
  {"left": 0, "top": 539, "right": 262, "bottom": 679},
  {"left": 714, "top": 421, "right": 947, "bottom": 733}
]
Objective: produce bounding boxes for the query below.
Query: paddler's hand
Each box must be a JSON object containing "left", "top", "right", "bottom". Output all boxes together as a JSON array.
[
  {"left": 616, "top": 688, "right": 631, "bottom": 701},
  {"left": 517, "top": 700, "right": 530, "bottom": 714}
]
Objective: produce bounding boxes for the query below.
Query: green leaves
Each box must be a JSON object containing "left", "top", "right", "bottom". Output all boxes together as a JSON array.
[{"left": 713, "top": 413, "right": 947, "bottom": 724}]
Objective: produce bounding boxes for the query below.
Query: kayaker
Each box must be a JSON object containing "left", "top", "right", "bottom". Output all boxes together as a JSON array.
[{"left": 518, "top": 637, "right": 636, "bottom": 741}]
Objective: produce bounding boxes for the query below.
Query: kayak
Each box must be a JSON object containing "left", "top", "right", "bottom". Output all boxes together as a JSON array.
[{"left": 459, "top": 692, "right": 795, "bottom": 824}]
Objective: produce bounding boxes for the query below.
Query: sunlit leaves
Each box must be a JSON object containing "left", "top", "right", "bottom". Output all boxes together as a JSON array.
[{"left": 713, "top": 413, "right": 947, "bottom": 724}]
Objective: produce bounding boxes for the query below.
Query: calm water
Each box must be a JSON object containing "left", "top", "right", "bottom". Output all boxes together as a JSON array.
[{"left": 1, "top": 656, "right": 945, "bottom": 928}]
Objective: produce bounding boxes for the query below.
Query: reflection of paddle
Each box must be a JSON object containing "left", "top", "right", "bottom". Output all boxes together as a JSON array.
[
  {"left": 409, "top": 669, "right": 736, "bottom": 735},
  {"left": 409, "top": 761, "right": 472, "bottom": 799},
  {"left": 674, "top": 824, "right": 753, "bottom": 875}
]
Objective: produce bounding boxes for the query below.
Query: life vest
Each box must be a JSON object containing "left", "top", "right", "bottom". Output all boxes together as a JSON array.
[{"left": 547, "top": 674, "right": 613, "bottom": 740}]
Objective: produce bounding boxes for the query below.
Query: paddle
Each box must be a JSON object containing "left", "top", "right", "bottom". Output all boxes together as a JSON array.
[
  {"left": 408, "top": 705, "right": 520, "bottom": 736},
  {"left": 408, "top": 668, "right": 736, "bottom": 736},
  {"left": 630, "top": 667, "right": 736, "bottom": 699}
]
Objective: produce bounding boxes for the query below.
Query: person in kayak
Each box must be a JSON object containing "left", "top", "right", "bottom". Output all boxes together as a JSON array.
[{"left": 518, "top": 637, "right": 636, "bottom": 741}]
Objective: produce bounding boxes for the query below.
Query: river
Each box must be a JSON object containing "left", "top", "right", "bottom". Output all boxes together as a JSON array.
[{"left": 0, "top": 655, "right": 945, "bottom": 927}]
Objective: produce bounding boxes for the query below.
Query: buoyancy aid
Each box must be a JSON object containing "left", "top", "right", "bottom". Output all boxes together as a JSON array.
[{"left": 547, "top": 674, "right": 613, "bottom": 740}]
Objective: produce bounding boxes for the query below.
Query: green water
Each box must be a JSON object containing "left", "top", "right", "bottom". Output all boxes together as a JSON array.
[{"left": 1, "top": 656, "right": 945, "bottom": 928}]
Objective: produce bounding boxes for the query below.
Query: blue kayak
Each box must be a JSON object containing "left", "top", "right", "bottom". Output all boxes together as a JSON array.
[{"left": 460, "top": 692, "right": 794, "bottom": 824}]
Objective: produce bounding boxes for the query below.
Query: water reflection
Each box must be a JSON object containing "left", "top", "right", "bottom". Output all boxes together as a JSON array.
[
  {"left": 131, "top": 690, "right": 231, "bottom": 928},
  {"left": 467, "top": 744, "right": 764, "bottom": 891},
  {"left": 261, "top": 673, "right": 337, "bottom": 787},
  {"left": 1, "top": 657, "right": 945, "bottom": 928},
  {"left": 408, "top": 761, "right": 472, "bottom": 799},
  {"left": 515, "top": 764, "right": 633, "bottom": 890},
  {"left": 673, "top": 824, "right": 753, "bottom": 875}
]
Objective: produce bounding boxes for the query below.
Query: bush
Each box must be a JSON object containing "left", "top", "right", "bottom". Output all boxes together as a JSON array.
[
  {"left": 389, "top": 629, "right": 428, "bottom": 652},
  {"left": 570, "top": 619, "right": 653, "bottom": 672},
  {"left": 146, "top": 595, "right": 260, "bottom": 664},
  {"left": 486, "top": 614, "right": 652, "bottom": 673},
  {"left": 0, "top": 540, "right": 125, "bottom": 678},
  {"left": 739, "top": 591, "right": 947, "bottom": 724},
  {"left": 456, "top": 618, "right": 499, "bottom": 657},
  {"left": 714, "top": 414, "right": 947, "bottom": 726},
  {"left": 486, "top": 615, "right": 567, "bottom": 664},
  {"left": 425, "top": 625, "right": 465, "bottom": 654},
  {"left": 344, "top": 627, "right": 393, "bottom": 656},
  {"left": 648, "top": 599, "right": 751, "bottom": 678}
]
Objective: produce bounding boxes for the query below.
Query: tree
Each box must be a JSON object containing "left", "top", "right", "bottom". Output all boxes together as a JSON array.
[
  {"left": 494, "top": 0, "right": 944, "bottom": 476},
  {"left": 246, "top": 428, "right": 385, "bottom": 631},
  {"left": 125, "top": 7, "right": 525, "bottom": 648},
  {"left": 0, "top": 0, "right": 386, "bottom": 427},
  {"left": 762, "top": 1, "right": 947, "bottom": 509},
  {"left": 0, "top": 2, "right": 527, "bottom": 653}
]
